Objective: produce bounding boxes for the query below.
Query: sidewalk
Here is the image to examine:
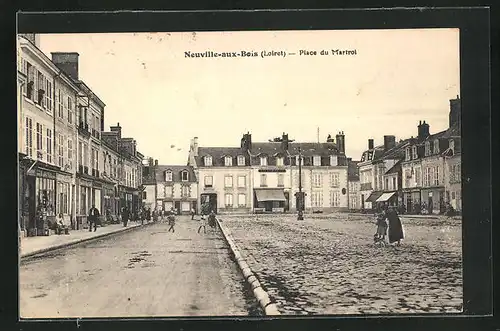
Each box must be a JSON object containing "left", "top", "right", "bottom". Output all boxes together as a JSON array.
[{"left": 20, "top": 222, "right": 145, "bottom": 258}]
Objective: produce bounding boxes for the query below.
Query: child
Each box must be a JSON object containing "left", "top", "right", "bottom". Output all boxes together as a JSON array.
[
  {"left": 167, "top": 211, "right": 176, "bottom": 233},
  {"left": 197, "top": 215, "right": 207, "bottom": 234},
  {"left": 374, "top": 212, "right": 388, "bottom": 244}
]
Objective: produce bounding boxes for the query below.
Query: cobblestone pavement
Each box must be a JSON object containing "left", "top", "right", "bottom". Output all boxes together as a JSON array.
[
  {"left": 221, "top": 213, "right": 462, "bottom": 315},
  {"left": 20, "top": 216, "right": 260, "bottom": 318}
]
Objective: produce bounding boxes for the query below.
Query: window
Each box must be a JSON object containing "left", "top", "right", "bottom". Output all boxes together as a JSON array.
[
  {"left": 412, "top": 146, "right": 418, "bottom": 159},
  {"left": 237, "top": 176, "right": 246, "bottom": 188},
  {"left": 83, "top": 143, "right": 88, "bottom": 167},
  {"left": 94, "top": 148, "right": 99, "bottom": 171},
  {"left": 181, "top": 171, "right": 189, "bottom": 181},
  {"left": 67, "top": 96, "right": 73, "bottom": 124},
  {"left": 78, "top": 141, "right": 83, "bottom": 167},
  {"left": 225, "top": 194, "right": 233, "bottom": 208},
  {"left": 434, "top": 166, "right": 440, "bottom": 186},
  {"left": 330, "top": 155, "right": 338, "bottom": 166},
  {"left": 405, "top": 147, "right": 411, "bottom": 161},
  {"left": 224, "top": 175, "right": 233, "bottom": 188},
  {"left": 278, "top": 174, "right": 284, "bottom": 187},
  {"left": 204, "top": 156, "right": 212, "bottom": 166},
  {"left": 276, "top": 157, "right": 284, "bottom": 166},
  {"left": 313, "top": 156, "right": 321, "bottom": 166},
  {"left": 260, "top": 174, "right": 267, "bottom": 187},
  {"left": 311, "top": 192, "right": 323, "bottom": 207},
  {"left": 45, "top": 79, "right": 53, "bottom": 112},
  {"left": 385, "top": 178, "right": 389, "bottom": 190},
  {"left": 25, "top": 117, "right": 33, "bottom": 157},
  {"left": 260, "top": 156, "right": 268, "bottom": 166},
  {"left": 393, "top": 177, "right": 397, "bottom": 190},
  {"left": 237, "top": 155, "right": 245, "bottom": 166},
  {"left": 425, "top": 142, "right": 431, "bottom": 156},
  {"left": 58, "top": 133, "right": 64, "bottom": 167},
  {"left": 330, "top": 173, "right": 340, "bottom": 187},
  {"left": 224, "top": 156, "right": 233, "bottom": 166},
  {"left": 434, "top": 140, "right": 440, "bottom": 154},
  {"left": 37, "top": 71, "right": 45, "bottom": 106},
  {"left": 182, "top": 185, "right": 190, "bottom": 197},
  {"left": 57, "top": 89, "right": 64, "bottom": 119},
  {"left": 330, "top": 191, "right": 340, "bottom": 207},
  {"left": 165, "top": 185, "right": 173, "bottom": 198},
  {"left": 238, "top": 194, "right": 246, "bottom": 207},
  {"left": 36, "top": 123, "right": 43, "bottom": 160},
  {"left": 204, "top": 175, "right": 213, "bottom": 187},
  {"left": 312, "top": 173, "right": 322, "bottom": 187},
  {"left": 142, "top": 191, "right": 147, "bottom": 200},
  {"left": 165, "top": 170, "right": 173, "bottom": 181}
]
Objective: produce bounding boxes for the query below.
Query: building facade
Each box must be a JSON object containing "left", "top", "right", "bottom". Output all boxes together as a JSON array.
[
  {"left": 347, "top": 158, "right": 361, "bottom": 210},
  {"left": 188, "top": 132, "right": 349, "bottom": 214},
  {"left": 155, "top": 165, "right": 198, "bottom": 214}
]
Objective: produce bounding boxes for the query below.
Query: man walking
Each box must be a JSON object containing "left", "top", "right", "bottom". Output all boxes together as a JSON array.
[
  {"left": 88, "top": 204, "right": 100, "bottom": 232},
  {"left": 167, "top": 209, "right": 176, "bottom": 233}
]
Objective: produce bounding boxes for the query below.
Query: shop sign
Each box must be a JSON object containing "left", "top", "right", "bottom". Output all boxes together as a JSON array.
[{"left": 36, "top": 169, "right": 56, "bottom": 179}]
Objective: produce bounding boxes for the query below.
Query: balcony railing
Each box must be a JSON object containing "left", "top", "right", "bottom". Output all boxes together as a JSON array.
[
  {"left": 78, "top": 122, "right": 91, "bottom": 136},
  {"left": 360, "top": 182, "right": 373, "bottom": 191}
]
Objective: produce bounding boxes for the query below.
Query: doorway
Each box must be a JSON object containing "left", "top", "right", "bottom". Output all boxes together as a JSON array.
[{"left": 174, "top": 201, "right": 181, "bottom": 214}]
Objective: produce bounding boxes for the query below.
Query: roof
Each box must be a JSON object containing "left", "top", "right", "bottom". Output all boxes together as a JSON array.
[
  {"left": 385, "top": 160, "right": 402, "bottom": 175},
  {"left": 348, "top": 160, "right": 360, "bottom": 180},
  {"left": 375, "top": 139, "right": 411, "bottom": 161},
  {"left": 155, "top": 165, "right": 197, "bottom": 183}
]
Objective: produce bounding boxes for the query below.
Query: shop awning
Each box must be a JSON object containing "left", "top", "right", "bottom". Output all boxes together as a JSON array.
[
  {"left": 254, "top": 189, "right": 286, "bottom": 202},
  {"left": 376, "top": 192, "right": 397, "bottom": 202},
  {"left": 365, "top": 191, "right": 384, "bottom": 203}
]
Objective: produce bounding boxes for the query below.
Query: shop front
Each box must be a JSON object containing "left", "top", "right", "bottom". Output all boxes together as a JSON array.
[
  {"left": 55, "top": 172, "right": 73, "bottom": 227},
  {"left": 76, "top": 178, "right": 92, "bottom": 229},
  {"left": 364, "top": 191, "right": 384, "bottom": 212},
  {"left": 254, "top": 188, "right": 286, "bottom": 213},
  {"left": 421, "top": 188, "right": 445, "bottom": 215}
]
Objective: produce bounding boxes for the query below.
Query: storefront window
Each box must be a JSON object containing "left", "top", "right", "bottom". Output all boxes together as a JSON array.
[
  {"left": 80, "top": 187, "right": 87, "bottom": 215},
  {"left": 36, "top": 176, "right": 55, "bottom": 216}
]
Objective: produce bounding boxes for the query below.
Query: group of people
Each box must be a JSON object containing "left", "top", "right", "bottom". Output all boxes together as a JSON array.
[{"left": 374, "top": 204, "right": 405, "bottom": 246}]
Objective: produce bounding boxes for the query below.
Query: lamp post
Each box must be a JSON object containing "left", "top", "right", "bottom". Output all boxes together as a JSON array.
[{"left": 297, "top": 147, "right": 304, "bottom": 220}]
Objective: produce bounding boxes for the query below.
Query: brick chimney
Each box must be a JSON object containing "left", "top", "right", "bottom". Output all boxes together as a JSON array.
[
  {"left": 281, "top": 132, "right": 289, "bottom": 151},
  {"left": 241, "top": 132, "right": 252, "bottom": 151},
  {"left": 417, "top": 120, "right": 430, "bottom": 140},
  {"left": 335, "top": 131, "right": 346, "bottom": 154},
  {"left": 154, "top": 159, "right": 158, "bottom": 166},
  {"left": 383, "top": 135, "right": 396, "bottom": 151},
  {"left": 368, "top": 139, "right": 374, "bottom": 150},
  {"left": 192, "top": 137, "right": 199, "bottom": 156},
  {"left": 51, "top": 52, "right": 80, "bottom": 81},
  {"left": 110, "top": 122, "right": 122, "bottom": 140},
  {"left": 449, "top": 95, "right": 461, "bottom": 128}
]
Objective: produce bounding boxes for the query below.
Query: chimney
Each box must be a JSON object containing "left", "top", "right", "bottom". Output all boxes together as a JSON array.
[
  {"left": 148, "top": 157, "right": 153, "bottom": 167},
  {"left": 449, "top": 96, "right": 461, "bottom": 128},
  {"left": 417, "top": 120, "right": 430, "bottom": 140},
  {"left": 281, "top": 132, "right": 289, "bottom": 151},
  {"left": 51, "top": 52, "right": 80, "bottom": 81},
  {"left": 20, "top": 33, "right": 40, "bottom": 47},
  {"left": 326, "top": 134, "right": 334, "bottom": 143},
  {"left": 335, "top": 131, "right": 345, "bottom": 154},
  {"left": 154, "top": 159, "right": 158, "bottom": 166},
  {"left": 241, "top": 132, "right": 252, "bottom": 151},
  {"left": 110, "top": 122, "right": 122, "bottom": 140},
  {"left": 383, "top": 135, "right": 396, "bottom": 151},
  {"left": 368, "top": 139, "right": 374, "bottom": 150},
  {"left": 192, "top": 137, "right": 199, "bottom": 156}
]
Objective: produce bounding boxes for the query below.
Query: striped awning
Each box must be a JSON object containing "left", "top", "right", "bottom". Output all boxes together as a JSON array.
[
  {"left": 365, "top": 191, "right": 383, "bottom": 203},
  {"left": 254, "top": 189, "right": 286, "bottom": 202},
  {"left": 376, "top": 192, "right": 397, "bottom": 202}
]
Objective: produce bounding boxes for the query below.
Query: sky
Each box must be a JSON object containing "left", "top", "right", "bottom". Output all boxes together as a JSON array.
[{"left": 39, "top": 29, "right": 460, "bottom": 165}]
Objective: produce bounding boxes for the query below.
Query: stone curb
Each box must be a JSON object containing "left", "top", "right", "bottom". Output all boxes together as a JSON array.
[
  {"left": 216, "top": 218, "right": 281, "bottom": 316},
  {"left": 20, "top": 222, "right": 152, "bottom": 259}
]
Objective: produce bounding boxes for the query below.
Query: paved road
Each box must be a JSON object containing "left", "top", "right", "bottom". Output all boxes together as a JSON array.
[
  {"left": 223, "top": 213, "right": 463, "bottom": 315},
  {"left": 20, "top": 216, "right": 259, "bottom": 318}
]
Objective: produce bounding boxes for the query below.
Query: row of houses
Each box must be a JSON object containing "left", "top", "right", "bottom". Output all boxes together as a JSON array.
[
  {"left": 17, "top": 34, "right": 145, "bottom": 236},
  {"left": 142, "top": 132, "right": 352, "bottom": 214},
  {"left": 352, "top": 96, "right": 462, "bottom": 214}
]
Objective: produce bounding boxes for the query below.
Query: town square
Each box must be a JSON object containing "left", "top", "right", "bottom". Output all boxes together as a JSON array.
[{"left": 17, "top": 30, "right": 462, "bottom": 318}]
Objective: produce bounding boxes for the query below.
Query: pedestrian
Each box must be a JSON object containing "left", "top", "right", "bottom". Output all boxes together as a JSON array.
[
  {"left": 146, "top": 208, "right": 151, "bottom": 222},
  {"left": 386, "top": 206, "right": 404, "bottom": 245},
  {"left": 190, "top": 208, "right": 195, "bottom": 220},
  {"left": 373, "top": 212, "right": 388, "bottom": 245},
  {"left": 159, "top": 209, "right": 164, "bottom": 222},
  {"left": 122, "top": 206, "right": 129, "bottom": 227},
  {"left": 88, "top": 204, "right": 100, "bottom": 232},
  {"left": 207, "top": 210, "right": 218, "bottom": 232},
  {"left": 197, "top": 215, "right": 207, "bottom": 234},
  {"left": 167, "top": 210, "right": 176, "bottom": 233},
  {"left": 152, "top": 209, "right": 158, "bottom": 223}
]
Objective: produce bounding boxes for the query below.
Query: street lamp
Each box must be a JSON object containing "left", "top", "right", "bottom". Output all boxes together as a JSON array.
[{"left": 297, "top": 147, "right": 304, "bottom": 220}]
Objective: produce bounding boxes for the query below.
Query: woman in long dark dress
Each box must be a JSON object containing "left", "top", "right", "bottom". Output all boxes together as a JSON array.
[{"left": 386, "top": 207, "right": 404, "bottom": 245}]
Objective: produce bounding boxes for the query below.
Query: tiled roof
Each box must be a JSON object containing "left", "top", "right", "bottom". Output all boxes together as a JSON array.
[
  {"left": 155, "top": 165, "right": 197, "bottom": 183},
  {"left": 375, "top": 139, "right": 411, "bottom": 161}
]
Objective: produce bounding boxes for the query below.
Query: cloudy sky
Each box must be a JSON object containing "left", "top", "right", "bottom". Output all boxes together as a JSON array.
[{"left": 39, "top": 29, "right": 460, "bottom": 165}]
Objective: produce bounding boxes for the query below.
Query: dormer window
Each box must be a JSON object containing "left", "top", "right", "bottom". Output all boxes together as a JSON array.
[
  {"left": 313, "top": 155, "right": 321, "bottom": 166},
  {"left": 330, "top": 155, "right": 338, "bottom": 166},
  {"left": 425, "top": 142, "right": 431, "bottom": 156},
  {"left": 433, "top": 139, "right": 440, "bottom": 154},
  {"left": 260, "top": 156, "right": 268, "bottom": 166},
  {"left": 224, "top": 156, "right": 233, "bottom": 166},
  {"left": 204, "top": 155, "right": 212, "bottom": 166},
  {"left": 237, "top": 155, "right": 245, "bottom": 166},
  {"left": 405, "top": 147, "right": 411, "bottom": 161},
  {"left": 449, "top": 139, "right": 455, "bottom": 153},
  {"left": 165, "top": 170, "right": 173, "bottom": 182},
  {"left": 412, "top": 146, "right": 418, "bottom": 159},
  {"left": 295, "top": 155, "right": 303, "bottom": 165},
  {"left": 276, "top": 157, "right": 284, "bottom": 166},
  {"left": 181, "top": 170, "right": 189, "bottom": 181}
]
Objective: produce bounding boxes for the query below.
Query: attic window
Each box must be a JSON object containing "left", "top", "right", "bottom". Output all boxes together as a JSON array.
[
  {"left": 412, "top": 146, "right": 418, "bottom": 159},
  {"left": 204, "top": 155, "right": 212, "bottom": 166},
  {"left": 330, "top": 155, "right": 338, "bottom": 166},
  {"left": 237, "top": 155, "right": 245, "bottom": 166},
  {"left": 425, "top": 142, "right": 431, "bottom": 156},
  {"left": 433, "top": 139, "right": 440, "bottom": 154},
  {"left": 276, "top": 157, "right": 284, "bottom": 166},
  {"left": 181, "top": 170, "right": 189, "bottom": 181},
  {"left": 165, "top": 170, "right": 173, "bottom": 182},
  {"left": 449, "top": 139, "right": 455, "bottom": 153},
  {"left": 313, "top": 156, "right": 321, "bottom": 166},
  {"left": 224, "top": 156, "right": 233, "bottom": 166},
  {"left": 260, "top": 156, "right": 268, "bottom": 166},
  {"left": 405, "top": 147, "right": 411, "bottom": 161}
]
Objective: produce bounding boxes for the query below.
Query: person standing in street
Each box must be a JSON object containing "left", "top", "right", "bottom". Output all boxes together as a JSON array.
[
  {"left": 88, "top": 204, "right": 100, "bottom": 232},
  {"left": 386, "top": 206, "right": 404, "bottom": 245},
  {"left": 197, "top": 215, "right": 207, "bottom": 234},
  {"left": 167, "top": 209, "right": 176, "bottom": 233},
  {"left": 190, "top": 207, "right": 195, "bottom": 220},
  {"left": 122, "top": 206, "right": 129, "bottom": 227}
]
